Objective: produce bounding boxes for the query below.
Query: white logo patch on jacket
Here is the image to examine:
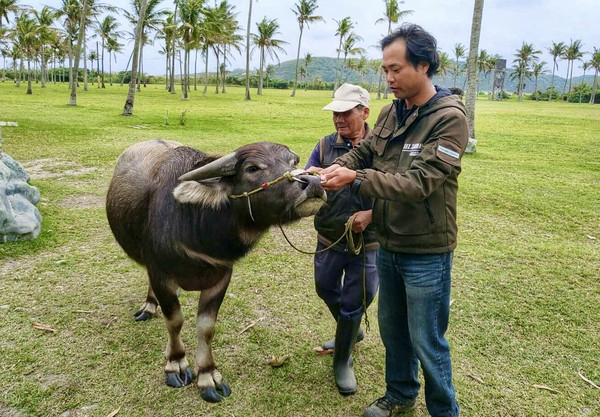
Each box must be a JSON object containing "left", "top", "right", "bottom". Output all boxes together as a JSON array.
[
  {"left": 403, "top": 143, "right": 423, "bottom": 156},
  {"left": 437, "top": 145, "right": 460, "bottom": 159}
]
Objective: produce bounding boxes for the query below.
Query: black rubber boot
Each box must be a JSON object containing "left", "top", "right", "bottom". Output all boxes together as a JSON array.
[
  {"left": 333, "top": 316, "right": 361, "bottom": 395},
  {"left": 322, "top": 303, "right": 364, "bottom": 351}
]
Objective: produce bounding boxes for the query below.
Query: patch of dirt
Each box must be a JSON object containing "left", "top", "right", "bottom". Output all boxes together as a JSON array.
[
  {"left": 20, "top": 158, "right": 99, "bottom": 180},
  {"left": 58, "top": 194, "right": 105, "bottom": 209},
  {"left": 0, "top": 407, "right": 26, "bottom": 417}
]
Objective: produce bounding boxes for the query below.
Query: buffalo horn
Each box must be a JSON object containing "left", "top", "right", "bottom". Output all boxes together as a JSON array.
[{"left": 178, "top": 152, "right": 239, "bottom": 181}]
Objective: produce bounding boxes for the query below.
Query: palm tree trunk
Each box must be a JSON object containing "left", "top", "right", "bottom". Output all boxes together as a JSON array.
[
  {"left": 169, "top": 0, "right": 178, "bottom": 94},
  {"left": 122, "top": 0, "right": 148, "bottom": 115},
  {"left": 291, "top": 27, "right": 304, "bottom": 97},
  {"left": 561, "top": 60, "right": 570, "bottom": 96},
  {"left": 590, "top": 69, "right": 598, "bottom": 104},
  {"left": 101, "top": 40, "right": 106, "bottom": 88},
  {"left": 465, "top": 0, "right": 484, "bottom": 140},
  {"left": 194, "top": 48, "right": 198, "bottom": 91},
  {"left": 244, "top": 0, "right": 253, "bottom": 101},
  {"left": 257, "top": 47, "right": 264, "bottom": 95},
  {"left": 120, "top": 52, "right": 133, "bottom": 87},
  {"left": 83, "top": 43, "right": 88, "bottom": 91},
  {"left": 182, "top": 47, "right": 188, "bottom": 100},
  {"left": 26, "top": 60, "right": 32, "bottom": 94},
  {"left": 69, "top": 0, "right": 89, "bottom": 106},
  {"left": 203, "top": 48, "right": 209, "bottom": 96},
  {"left": 549, "top": 60, "right": 556, "bottom": 102}
]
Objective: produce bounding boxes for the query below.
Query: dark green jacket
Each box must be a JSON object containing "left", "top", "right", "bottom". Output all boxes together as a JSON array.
[{"left": 335, "top": 88, "right": 469, "bottom": 254}]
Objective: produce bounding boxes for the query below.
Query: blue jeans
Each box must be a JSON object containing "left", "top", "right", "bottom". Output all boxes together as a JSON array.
[
  {"left": 377, "top": 249, "right": 459, "bottom": 417},
  {"left": 314, "top": 241, "right": 379, "bottom": 320}
]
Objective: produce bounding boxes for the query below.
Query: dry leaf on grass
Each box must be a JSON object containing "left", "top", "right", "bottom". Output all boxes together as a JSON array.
[
  {"left": 32, "top": 322, "right": 56, "bottom": 333},
  {"left": 269, "top": 354, "right": 291, "bottom": 367},
  {"left": 578, "top": 370, "right": 600, "bottom": 390},
  {"left": 313, "top": 346, "right": 334, "bottom": 355},
  {"left": 467, "top": 373, "right": 485, "bottom": 384},
  {"left": 239, "top": 317, "right": 265, "bottom": 335},
  {"left": 533, "top": 384, "right": 560, "bottom": 394},
  {"left": 106, "top": 408, "right": 120, "bottom": 417}
]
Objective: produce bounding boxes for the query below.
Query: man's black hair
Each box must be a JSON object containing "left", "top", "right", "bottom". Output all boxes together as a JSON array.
[{"left": 380, "top": 23, "right": 440, "bottom": 78}]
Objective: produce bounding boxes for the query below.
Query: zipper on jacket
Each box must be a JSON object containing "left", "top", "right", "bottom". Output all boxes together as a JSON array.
[{"left": 424, "top": 199, "right": 436, "bottom": 224}]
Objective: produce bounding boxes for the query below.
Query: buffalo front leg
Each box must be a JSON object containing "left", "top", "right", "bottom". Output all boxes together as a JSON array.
[
  {"left": 150, "top": 273, "right": 194, "bottom": 388},
  {"left": 133, "top": 284, "right": 159, "bottom": 321},
  {"left": 195, "top": 269, "right": 232, "bottom": 402}
]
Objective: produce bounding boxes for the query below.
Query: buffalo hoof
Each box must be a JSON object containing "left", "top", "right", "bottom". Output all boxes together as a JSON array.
[
  {"left": 133, "top": 310, "right": 153, "bottom": 321},
  {"left": 200, "top": 381, "right": 231, "bottom": 403},
  {"left": 165, "top": 368, "right": 194, "bottom": 388}
]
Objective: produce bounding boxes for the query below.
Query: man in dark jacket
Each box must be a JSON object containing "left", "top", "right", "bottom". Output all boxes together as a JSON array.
[
  {"left": 318, "top": 24, "right": 468, "bottom": 417},
  {"left": 305, "top": 83, "right": 379, "bottom": 396}
]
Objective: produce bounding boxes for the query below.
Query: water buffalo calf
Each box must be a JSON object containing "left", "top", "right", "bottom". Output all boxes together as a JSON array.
[{"left": 106, "top": 139, "right": 326, "bottom": 402}]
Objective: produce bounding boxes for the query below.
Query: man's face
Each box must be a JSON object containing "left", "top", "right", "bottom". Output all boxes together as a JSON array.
[
  {"left": 381, "top": 38, "right": 429, "bottom": 101},
  {"left": 332, "top": 106, "right": 369, "bottom": 139}
]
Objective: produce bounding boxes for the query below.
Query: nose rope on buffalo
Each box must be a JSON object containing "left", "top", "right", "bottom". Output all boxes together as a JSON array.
[{"left": 229, "top": 168, "right": 370, "bottom": 331}]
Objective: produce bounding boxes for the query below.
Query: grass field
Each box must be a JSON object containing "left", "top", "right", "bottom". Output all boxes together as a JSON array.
[{"left": 0, "top": 82, "right": 598, "bottom": 417}]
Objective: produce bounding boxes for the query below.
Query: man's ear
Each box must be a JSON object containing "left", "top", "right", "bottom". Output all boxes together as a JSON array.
[{"left": 363, "top": 106, "right": 371, "bottom": 120}]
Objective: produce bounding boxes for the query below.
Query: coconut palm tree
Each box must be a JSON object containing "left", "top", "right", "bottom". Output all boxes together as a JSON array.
[
  {"left": 290, "top": 0, "right": 323, "bottom": 97},
  {"left": 178, "top": 0, "right": 204, "bottom": 100},
  {"left": 58, "top": 0, "right": 82, "bottom": 90},
  {"left": 33, "top": 6, "right": 60, "bottom": 88},
  {"left": 303, "top": 51, "right": 313, "bottom": 90},
  {"left": 68, "top": 0, "right": 88, "bottom": 105},
  {"left": 333, "top": 16, "right": 352, "bottom": 92},
  {"left": 579, "top": 61, "right": 590, "bottom": 103},
  {"left": 106, "top": 34, "right": 122, "bottom": 85},
  {"left": 264, "top": 63, "right": 275, "bottom": 88},
  {"left": 340, "top": 31, "right": 364, "bottom": 82},
  {"left": 88, "top": 49, "right": 97, "bottom": 83},
  {"left": 123, "top": 0, "right": 147, "bottom": 114},
  {"left": 243, "top": 0, "right": 254, "bottom": 100},
  {"left": 464, "top": 0, "right": 483, "bottom": 141},
  {"left": 589, "top": 47, "right": 600, "bottom": 104},
  {"left": 546, "top": 41, "right": 566, "bottom": 102},
  {"left": 13, "top": 11, "right": 42, "bottom": 95},
  {"left": 125, "top": 0, "right": 169, "bottom": 92},
  {"left": 375, "top": 0, "right": 413, "bottom": 35},
  {"left": 452, "top": 42, "right": 467, "bottom": 88},
  {"left": 513, "top": 42, "right": 541, "bottom": 101},
  {"left": 252, "top": 17, "right": 287, "bottom": 95},
  {"left": 562, "top": 39, "right": 584, "bottom": 97},
  {"left": 531, "top": 61, "right": 547, "bottom": 99},
  {"left": 0, "top": 0, "right": 19, "bottom": 31},
  {"left": 96, "top": 14, "right": 122, "bottom": 88},
  {"left": 476, "top": 50, "right": 493, "bottom": 96},
  {"left": 376, "top": 0, "right": 412, "bottom": 98}
]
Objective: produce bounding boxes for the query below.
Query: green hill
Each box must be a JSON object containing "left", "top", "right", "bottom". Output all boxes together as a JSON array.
[{"left": 232, "top": 57, "right": 595, "bottom": 94}]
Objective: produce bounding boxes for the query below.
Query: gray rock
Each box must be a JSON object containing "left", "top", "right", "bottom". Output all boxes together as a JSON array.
[
  {"left": 465, "top": 137, "right": 477, "bottom": 154},
  {"left": 0, "top": 153, "right": 42, "bottom": 242}
]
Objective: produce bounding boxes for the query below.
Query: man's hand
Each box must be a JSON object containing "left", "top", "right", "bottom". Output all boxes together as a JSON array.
[
  {"left": 349, "top": 210, "right": 372, "bottom": 232},
  {"left": 319, "top": 166, "right": 356, "bottom": 190}
]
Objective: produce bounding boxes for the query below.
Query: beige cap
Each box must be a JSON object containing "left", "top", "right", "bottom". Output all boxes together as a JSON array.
[{"left": 322, "top": 83, "right": 370, "bottom": 112}]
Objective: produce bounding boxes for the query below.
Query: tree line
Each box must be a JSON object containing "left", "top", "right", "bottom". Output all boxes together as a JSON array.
[{"left": 1, "top": 0, "right": 599, "bottom": 108}]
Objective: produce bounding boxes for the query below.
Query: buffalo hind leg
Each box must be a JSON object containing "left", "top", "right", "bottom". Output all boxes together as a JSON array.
[
  {"left": 149, "top": 271, "right": 194, "bottom": 388},
  {"left": 133, "top": 284, "right": 159, "bottom": 321},
  {"left": 195, "top": 269, "right": 233, "bottom": 402}
]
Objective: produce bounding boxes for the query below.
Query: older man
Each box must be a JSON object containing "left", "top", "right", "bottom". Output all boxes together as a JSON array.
[{"left": 305, "top": 83, "right": 379, "bottom": 396}]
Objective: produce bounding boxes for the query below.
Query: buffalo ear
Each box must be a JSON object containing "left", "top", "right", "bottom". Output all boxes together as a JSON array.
[{"left": 173, "top": 180, "right": 230, "bottom": 209}]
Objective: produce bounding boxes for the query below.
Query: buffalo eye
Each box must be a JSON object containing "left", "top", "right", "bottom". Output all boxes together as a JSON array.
[{"left": 245, "top": 165, "right": 260, "bottom": 173}]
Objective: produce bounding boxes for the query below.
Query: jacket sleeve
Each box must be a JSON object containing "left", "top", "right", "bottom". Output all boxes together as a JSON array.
[{"left": 358, "top": 107, "right": 468, "bottom": 202}]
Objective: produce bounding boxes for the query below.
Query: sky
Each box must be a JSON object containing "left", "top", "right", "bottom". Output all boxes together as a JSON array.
[{"left": 22, "top": 0, "right": 600, "bottom": 77}]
